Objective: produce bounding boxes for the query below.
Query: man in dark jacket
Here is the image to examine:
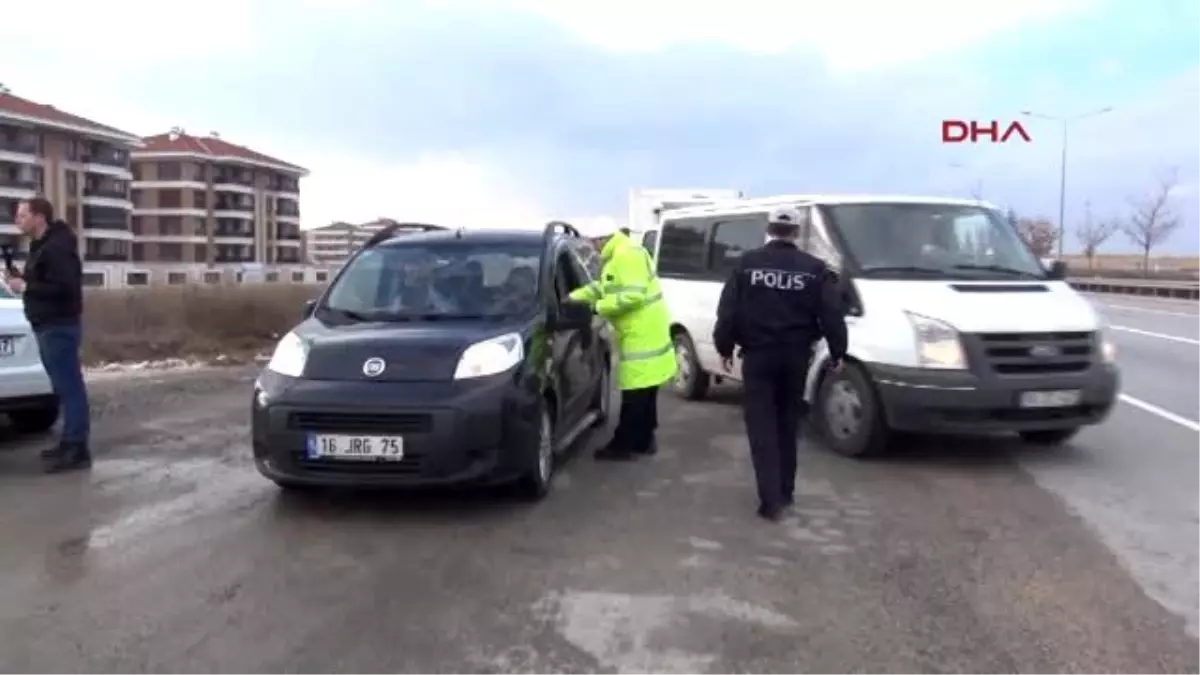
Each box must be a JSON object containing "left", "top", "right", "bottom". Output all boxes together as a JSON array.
[
  {"left": 6, "top": 197, "right": 91, "bottom": 472},
  {"left": 713, "top": 206, "right": 848, "bottom": 521}
]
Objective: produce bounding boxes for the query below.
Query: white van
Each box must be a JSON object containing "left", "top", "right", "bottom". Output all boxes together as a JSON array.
[{"left": 643, "top": 194, "right": 1120, "bottom": 457}]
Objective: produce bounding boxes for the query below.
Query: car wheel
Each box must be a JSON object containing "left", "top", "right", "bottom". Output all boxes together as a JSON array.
[
  {"left": 273, "top": 480, "right": 319, "bottom": 493},
  {"left": 517, "top": 404, "right": 555, "bottom": 501},
  {"left": 590, "top": 360, "right": 611, "bottom": 427},
  {"left": 1019, "top": 428, "right": 1081, "bottom": 445},
  {"left": 671, "top": 332, "right": 710, "bottom": 401},
  {"left": 814, "top": 362, "right": 890, "bottom": 458},
  {"left": 12, "top": 405, "right": 59, "bottom": 434}
]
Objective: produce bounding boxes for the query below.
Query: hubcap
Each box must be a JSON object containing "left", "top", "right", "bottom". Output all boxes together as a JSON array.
[
  {"left": 598, "top": 368, "right": 610, "bottom": 417},
  {"left": 537, "top": 411, "right": 553, "bottom": 482},
  {"left": 673, "top": 342, "right": 693, "bottom": 391},
  {"left": 825, "top": 379, "right": 863, "bottom": 440}
]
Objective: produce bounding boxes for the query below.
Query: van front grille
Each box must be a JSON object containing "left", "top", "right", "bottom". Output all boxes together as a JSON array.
[{"left": 972, "top": 331, "right": 1095, "bottom": 375}]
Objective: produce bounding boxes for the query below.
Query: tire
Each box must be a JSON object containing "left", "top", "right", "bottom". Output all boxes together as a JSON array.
[
  {"left": 517, "top": 403, "right": 555, "bottom": 501},
  {"left": 1019, "top": 428, "right": 1081, "bottom": 445},
  {"left": 12, "top": 405, "right": 59, "bottom": 434},
  {"left": 814, "top": 362, "right": 891, "bottom": 458},
  {"left": 590, "top": 360, "right": 612, "bottom": 428},
  {"left": 671, "top": 332, "right": 710, "bottom": 401}
]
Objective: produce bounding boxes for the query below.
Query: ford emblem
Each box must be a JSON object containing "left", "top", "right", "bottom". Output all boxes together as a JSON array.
[
  {"left": 1029, "top": 344, "right": 1060, "bottom": 358},
  {"left": 362, "top": 357, "right": 387, "bottom": 377}
]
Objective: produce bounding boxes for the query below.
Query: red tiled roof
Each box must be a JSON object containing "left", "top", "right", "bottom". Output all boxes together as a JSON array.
[
  {"left": 138, "top": 131, "right": 307, "bottom": 173},
  {"left": 0, "top": 92, "right": 139, "bottom": 139}
]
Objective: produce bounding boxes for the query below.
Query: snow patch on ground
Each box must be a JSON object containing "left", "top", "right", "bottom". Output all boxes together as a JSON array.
[{"left": 85, "top": 355, "right": 248, "bottom": 381}]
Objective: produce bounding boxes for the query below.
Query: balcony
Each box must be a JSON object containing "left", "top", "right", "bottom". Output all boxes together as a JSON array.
[
  {"left": 82, "top": 205, "right": 130, "bottom": 232},
  {"left": 0, "top": 132, "right": 40, "bottom": 156},
  {"left": 83, "top": 145, "right": 130, "bottom": 168},
  {"left": 277, "top": 226, "right": 302, "bottom": 241},
  {"left": 0, "top": 173, "right": 41, "bottom": 192},
  {"left": 214, "top": 198, "right": 254, "bottom": 212},
  {"left": 84, "top": 183, "right": 129, "bottom": 200},
  {"left": 214, "top": 173, "right": 255, "bottom": 187}
]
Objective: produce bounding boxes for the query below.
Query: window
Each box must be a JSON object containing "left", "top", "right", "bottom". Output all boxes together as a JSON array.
[
  {"left": 126, "top": 271, "right": 149, "bottom": 286},
  {"left": 822, "top": 202, "right": 1044, "bottom": 279},
  {"left": 160, "top": 216, "right": 182, "bottom": 235},
  {"left": 204, "top": 271, "right": 221, "bottom": 284},
  {"left": 265, "top": 272, "right": 280, "bottom": 283},
  {"left": 805, "top": 220, "right": 842, "bottom": 270},
  {"left": 568, "top": 239, "right": 600, "bottom": 281},
  {"left": 657, "top": 217, "right": 713, "bottom": 277},
  {"left": 65, "top": 171, "right": 78, "bottom": 193},
  {"left": 291, "top": 271, "right": 305, "bottom": 283},
  {"left": 709, "top": 215, "right": 768, "bottom": 276},
  {"left": 158, "top": 189, "right": 182, "bottom": 208},
  {"left": 157, "top": 162, "right": 182, "bottom": 180},
  {"left": 159, "top": 243, "right": 183, "bottom": 261},
  {"left": 641, "top": 230, "right": 658, "bottom": 257},
  {"left": 315, "top": 271, "right": 328, "bottom": 283},
  {"left": 168, "top": 272, "right": 188, "bottom": 285},
  {"left": 322, "top": 240, "right": 543, "bottom": 321},
  {"left": 82, "top": 272, "right": 105, "bottom": 288}
]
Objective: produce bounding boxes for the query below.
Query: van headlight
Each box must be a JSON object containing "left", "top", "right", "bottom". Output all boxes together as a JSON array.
[
  {"left": 265, "top": 331, "right": 310, "bottom": 378},
  {"left": 454, "top": 333, "right": 524, "bottom": 380},
  {"left": 905, "top": 312, "right": 967, "bottom": 370},
  {"left": 1099, "top": 329, "right": 1118, "bottom": 364}
]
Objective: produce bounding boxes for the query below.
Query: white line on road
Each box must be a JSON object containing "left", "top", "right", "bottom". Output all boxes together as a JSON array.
[
  {"left": 1099, "top": 303, "right": 1199, "bottom": 318},
  {"left": 1119, "top": 394, "right": 1200, "bottom": 432},
  {"left": 1109, "top": 325, "right": 1200, "bottom": 345}
]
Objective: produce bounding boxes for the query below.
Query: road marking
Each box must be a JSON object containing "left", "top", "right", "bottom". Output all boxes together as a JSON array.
[
  {"left": 1119, "top": 394, "right": 1200, "bottom": 432},
  {"left": 1109, "top": 325, "right": 1200, "bottom": 345},
  {"left": 1099, "top": 303, "right": 1199, "bottom": 318}
]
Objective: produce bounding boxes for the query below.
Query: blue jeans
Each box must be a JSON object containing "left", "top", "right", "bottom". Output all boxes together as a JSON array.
[{"left": 34, "top": 323, "right": 90, "bottom": 444}]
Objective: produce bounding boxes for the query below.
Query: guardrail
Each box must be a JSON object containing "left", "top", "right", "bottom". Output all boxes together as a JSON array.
[{"left": 1068, "top": 277, "right": 1200, "bottom": 300}]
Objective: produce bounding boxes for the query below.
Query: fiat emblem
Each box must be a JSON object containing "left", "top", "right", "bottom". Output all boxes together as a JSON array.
[{"left": 362, "top": 357, "right": 386, "bottom": 377}]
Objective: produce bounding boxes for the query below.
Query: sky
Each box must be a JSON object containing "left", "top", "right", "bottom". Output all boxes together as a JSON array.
[{"left": 2, "top": 0, "right": 1197, "bottom": 254}]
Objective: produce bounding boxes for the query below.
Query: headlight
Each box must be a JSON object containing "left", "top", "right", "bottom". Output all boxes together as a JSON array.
[
  {"left": 265, "top": 331, "right": 309, "bottom": 378},
  {"left": 904, "top": 311, "right": 967, "bottom": 370},
  {"left": 454, "top": 332, "right": 524, "bottom": 380},
  {"left": 1100, "top": 329, "right": 1118, "bottom": 364}
]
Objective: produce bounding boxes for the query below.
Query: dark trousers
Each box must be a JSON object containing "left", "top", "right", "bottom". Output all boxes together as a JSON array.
[
  {"left": 611, "top": 386, "right": 660, "bottom": 452},
  {"left": 741, "top": 349, "right": 808, "bottom": 510},
  {"left": 34, "top": 323, "right": 90, "bottom": 445}
]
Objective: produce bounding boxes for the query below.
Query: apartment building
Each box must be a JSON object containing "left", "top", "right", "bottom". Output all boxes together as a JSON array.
[
  {"left": 305, "top": 218, "right": 402, "bottom": 267},
  {"left": 0, "top": 91, "right": 142, "bottom": 272},
  {"left": 128, "top": 128, "right": 313, "bottom": 285}
]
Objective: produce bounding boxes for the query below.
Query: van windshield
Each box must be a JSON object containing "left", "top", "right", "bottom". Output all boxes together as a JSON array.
[
  {"left": 821, "top": 202, "right": 1047, "bottom": 280},
  {"left": 320, "top": 241, "right": 542, "bottom": 323}
]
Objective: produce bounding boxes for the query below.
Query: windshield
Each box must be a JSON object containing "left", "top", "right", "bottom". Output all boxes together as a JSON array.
[
  {"left": 320, "top": 241, "right": 542, "bottom": 322},
  {"left": 821, "top": 202, "right": 1046, "bottom": 279}
]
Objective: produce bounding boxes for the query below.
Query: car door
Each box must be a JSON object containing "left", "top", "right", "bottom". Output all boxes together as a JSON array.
[{"left": 550, "top": 247, "right": 592, "bottom": 425}]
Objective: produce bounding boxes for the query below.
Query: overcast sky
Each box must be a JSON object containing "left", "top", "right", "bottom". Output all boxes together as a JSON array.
[{"left": 4, "top": 0, "right": 1197, "bottom": 253}]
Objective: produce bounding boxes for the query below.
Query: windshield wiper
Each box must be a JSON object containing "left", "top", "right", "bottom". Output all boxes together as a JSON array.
[
  {"left": 952, "top": 264, "right": 1042, "bottom": 279},
  {"left": 323, "top": 307, "right": 372, "bottom": 322}
]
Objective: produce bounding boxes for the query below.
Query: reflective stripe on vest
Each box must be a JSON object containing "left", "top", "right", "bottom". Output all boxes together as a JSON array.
[{"left": 621, "top": 342, "right": 672, "bottom": 362}]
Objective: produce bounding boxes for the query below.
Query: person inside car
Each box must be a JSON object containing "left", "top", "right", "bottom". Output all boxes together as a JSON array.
[
  {"left": 389, "top": 250, "right": 460, "bottom": 313},
  {"left": 491, "top": 265, "right": 537, "bottom": 315}
]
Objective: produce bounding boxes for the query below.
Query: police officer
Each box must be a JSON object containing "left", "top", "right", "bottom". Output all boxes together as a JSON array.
[{"left": 712, "top": 206, "right": 848, "bottom": 521}]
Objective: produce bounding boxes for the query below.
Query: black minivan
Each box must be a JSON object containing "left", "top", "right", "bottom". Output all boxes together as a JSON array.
[{"left": 252, "top": 222, "right": 613, "bottom": 499}]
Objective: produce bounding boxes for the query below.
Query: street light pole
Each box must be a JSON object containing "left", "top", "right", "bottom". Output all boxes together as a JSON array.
[{"left": 1021, "top": 106, "right": 1113, "bottom": 260}]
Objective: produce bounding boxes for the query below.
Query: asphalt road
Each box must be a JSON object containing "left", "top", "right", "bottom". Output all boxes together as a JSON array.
[{"left": 0, "top": 300, "right": 1196, "bottom": 673}]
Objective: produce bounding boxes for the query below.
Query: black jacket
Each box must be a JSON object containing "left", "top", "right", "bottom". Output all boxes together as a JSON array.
[
  {"left": 713, "top": 239, "right": 848, "bottom": 360},
  {"left": 20, "top": 220, "right": 83, "bottom": 329}
]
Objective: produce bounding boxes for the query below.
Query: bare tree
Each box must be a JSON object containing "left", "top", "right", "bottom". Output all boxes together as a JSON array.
[
  {"left": 1016, "top": 216, "right": 1058, "bottom": 257},
  {"left": 1075, "top": 200, "right": 1118, "bottom": 271},
  {"left": 1123, "top": 167, "right": 1183, "bottom": 276}
]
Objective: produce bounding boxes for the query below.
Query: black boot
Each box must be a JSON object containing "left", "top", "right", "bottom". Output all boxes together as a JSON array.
[
  {"left": 633, "top": 439, "right": 658, "bottom": 456},
  {"left": 594, "top": 440, "right": 636, "bottom": 461},
  {"left": 757, "top": 503, "right": 785, "bottom": 522},
  {"left": 44, "top": 442, "right": 92, "bottom": 473}
]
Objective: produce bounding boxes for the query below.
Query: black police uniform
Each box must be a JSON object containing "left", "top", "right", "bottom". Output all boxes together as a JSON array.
[{"left": 713, "top": 239, "right": 848, "bottom": 519}]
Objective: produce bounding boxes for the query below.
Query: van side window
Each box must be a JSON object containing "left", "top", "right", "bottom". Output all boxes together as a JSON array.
[
  {"left": 642, "top": 230, "right": 658, "bottom": 257},
  {"left": 709, "top": 214, "right": 768, "bottom": 275},
  {"left": 657, "top": 217, "right": 713, "bottom": 277},
  {"left": 806, "top": 215, "right": 843, "bottom": 270}
]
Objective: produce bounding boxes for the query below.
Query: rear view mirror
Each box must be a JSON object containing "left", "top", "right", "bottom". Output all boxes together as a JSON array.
[
  {"left": 553, "top": 301, "right": 592, "bottom": 330},
  {"left": 1047, "top": 260, "right": 1068, "bottom": 281},
  {"left": 302, "top": 299, "right": 317, "bottom": 319}
]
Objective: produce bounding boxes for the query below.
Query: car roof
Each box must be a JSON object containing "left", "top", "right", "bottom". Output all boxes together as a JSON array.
[
  {"left": 375, "top": 228, "right": 562, "bottom": 248},
  {"left": 661, "top": 194, "right": 999, "bottom": 220}
]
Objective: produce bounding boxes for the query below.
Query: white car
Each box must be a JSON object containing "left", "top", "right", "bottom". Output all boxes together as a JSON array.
[{"left": 0, "top": 280, "right": 58, "bottom": 434}]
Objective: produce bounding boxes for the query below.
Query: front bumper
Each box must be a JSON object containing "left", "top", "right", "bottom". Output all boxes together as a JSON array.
[
  {"left": 868, "top": 362, "right": 1119, "bottom": 434},
  {"left": 251, "top": 369, "right": 541, "bottom": 488}
]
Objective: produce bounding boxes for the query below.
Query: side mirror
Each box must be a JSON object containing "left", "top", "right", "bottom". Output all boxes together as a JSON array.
[
  {"left": 553, "top": 301, "right": 592, "bottom": 330},
  {"left": 302, "top": 299, "right": 317, "bottom": 319},
  {"left": 1047, "top": 260, "right": 1068, "bottom": 281}
]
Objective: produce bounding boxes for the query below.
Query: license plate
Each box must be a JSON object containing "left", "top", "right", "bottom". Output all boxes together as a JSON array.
[
  {"left": 1019, "top": 389, "right": 1082, "bottom": 408},
  {"left": 0, "top": 337, "right": 14, "bottom": 358},
  {"left": 305, "top": 433, "right": 404, "bottom": 460}
]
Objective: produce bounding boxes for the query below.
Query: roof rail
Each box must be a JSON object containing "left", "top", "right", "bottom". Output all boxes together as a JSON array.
[
  {"left": 543, "top": 220, "right": 582, "bottom": 242},
  {"left": 362, "top": 222, "right": 447, "bottom": 249}
]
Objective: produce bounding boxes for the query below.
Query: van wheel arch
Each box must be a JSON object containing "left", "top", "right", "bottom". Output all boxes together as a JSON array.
[
  {"left": 669, "top": 326, "right": 710, "bottom": 401},
  {"left": 813, "top": 358, "right": 892, "bottom": 458}
]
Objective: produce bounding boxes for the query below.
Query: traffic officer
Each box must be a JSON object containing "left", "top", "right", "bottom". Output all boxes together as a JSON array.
[
  {"left": 712, "top": 206, "right": 848, "bottom": 521},
  {"left": 569, "top": 228, "right": 677, "bottom": 460}
]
